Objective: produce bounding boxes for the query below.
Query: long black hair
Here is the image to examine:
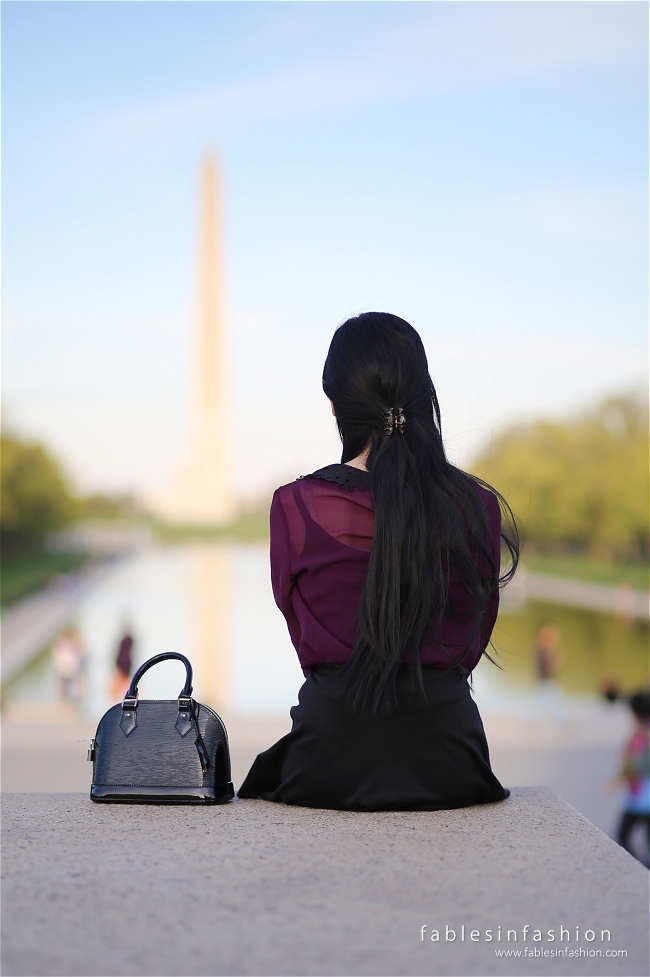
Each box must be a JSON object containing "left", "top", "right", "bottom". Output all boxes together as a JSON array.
[{"left": 322, "top": 312, "right": 519, "bottom": 714}]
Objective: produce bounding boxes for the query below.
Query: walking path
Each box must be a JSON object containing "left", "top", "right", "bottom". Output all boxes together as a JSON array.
[
  {"left": 501, "top": 568, "right": 649, "bottom": 619},
  {"left": 2, "top": 789, "right": 647, "bottom": 976},
  {"left": 525, "top": 572, "right": 649, "bottom": 619},
  {"left": 0, "top": 559, "right": 115, "bottom": 686}
]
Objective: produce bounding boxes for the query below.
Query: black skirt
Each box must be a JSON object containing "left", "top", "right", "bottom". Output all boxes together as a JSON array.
[{"left": 238, "top": 664, "right": 509, "bottom": 811}]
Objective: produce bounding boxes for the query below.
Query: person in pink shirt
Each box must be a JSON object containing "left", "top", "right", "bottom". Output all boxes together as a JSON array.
[{"left": 239, "top": 312, "right": 519, "bottom": 810}]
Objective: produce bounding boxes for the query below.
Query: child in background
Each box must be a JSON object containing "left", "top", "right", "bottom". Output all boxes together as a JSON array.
[{"left": 616, "top": 690, "right": 650, "bottom": 867}]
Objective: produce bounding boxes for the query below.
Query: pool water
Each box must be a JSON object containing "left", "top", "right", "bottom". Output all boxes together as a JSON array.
[{"left": 3, "top": 543, "right": 648, "bottom": 724}]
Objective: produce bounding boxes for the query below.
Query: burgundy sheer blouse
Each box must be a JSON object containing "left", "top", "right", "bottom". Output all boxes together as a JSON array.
[{"left": 270, "top": 464, "right": 501, "bottom": 677}]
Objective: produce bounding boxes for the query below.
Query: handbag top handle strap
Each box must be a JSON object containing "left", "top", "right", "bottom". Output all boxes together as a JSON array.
[{"left": 125, "top": 652, "right": 193, "bottom": 701}]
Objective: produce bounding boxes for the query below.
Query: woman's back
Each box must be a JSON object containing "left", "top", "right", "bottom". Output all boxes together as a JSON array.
[{"left": 271, "top": 464, "right": 502, "bottom": 676}]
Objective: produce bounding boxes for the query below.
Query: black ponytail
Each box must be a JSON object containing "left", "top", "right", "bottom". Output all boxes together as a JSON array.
[{"left": 322, "top": 312, "right": 519, "bottom": 714}]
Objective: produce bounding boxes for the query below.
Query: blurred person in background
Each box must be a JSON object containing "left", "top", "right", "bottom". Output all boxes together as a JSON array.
[
  {"left": 530, "top": 623, "right": 567, "bottom": 731},
  {"left": 599, "top": 672, "right": 621, "bottom": 703},
  {"left": 534, "top": 624, "right": 563, "bottom": 682},
  {"left": 51, "top": 627, "right": 85, "bottom": 704},
  {"left": 110, "top": 622, "right": 135, "bottom": 702},
  {"left": 239, "top": 312, "right": 519, "bottom": 811},
  {"left": 615, "top": 690, "right": 650, "bottom": 866}
]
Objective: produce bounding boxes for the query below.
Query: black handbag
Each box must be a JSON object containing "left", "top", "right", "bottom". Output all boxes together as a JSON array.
[{"left": 89, "top": 652, "right": 234, "bottom": 804}]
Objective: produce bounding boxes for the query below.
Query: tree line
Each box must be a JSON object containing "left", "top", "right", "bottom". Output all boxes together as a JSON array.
[
  {"left": 1, "top": 434, "right": 135, "bottom": 551},
  {"left": 471, "top": 391, "right": 649, "bottom": 562}
]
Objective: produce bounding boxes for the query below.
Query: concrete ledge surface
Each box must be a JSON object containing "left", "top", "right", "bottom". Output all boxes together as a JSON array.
[{"left": 1, "top": 787, "right": 648, "bottom": 977}]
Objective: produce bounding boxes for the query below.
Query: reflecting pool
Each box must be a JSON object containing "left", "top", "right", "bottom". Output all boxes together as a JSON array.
[{"left": 3, "top": 543, "right": 648, "bottom": 725}]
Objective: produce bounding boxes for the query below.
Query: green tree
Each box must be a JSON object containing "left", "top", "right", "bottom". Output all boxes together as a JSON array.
[
  {"left": 471, "top": 392, "right": 649, "bottom": 561},
  {"left": 1, "top": 435, "right": 79, "bottom": 547}
]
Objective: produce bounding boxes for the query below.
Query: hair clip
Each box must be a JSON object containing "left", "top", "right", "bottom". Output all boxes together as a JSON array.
[{"left": 383, "top": 408, "right": 406, "bottom": 436}]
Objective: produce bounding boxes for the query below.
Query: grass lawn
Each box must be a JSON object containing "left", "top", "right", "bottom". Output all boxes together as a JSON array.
[
  {"left": 1, "top": 551, "right": 88, "bottom": 608},
  {"left": 522, "top": 552, "right": 649, "bottom": 591}
]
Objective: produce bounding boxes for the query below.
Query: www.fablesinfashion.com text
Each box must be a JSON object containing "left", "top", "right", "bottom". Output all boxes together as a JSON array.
[
  {"left": 419, "top": 925, "right": 613, "bottom": 944},
  {"left": 495, "top": 948, "right": 627, "bottom": 959}
]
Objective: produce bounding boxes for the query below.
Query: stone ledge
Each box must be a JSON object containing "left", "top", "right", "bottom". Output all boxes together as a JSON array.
[{"left": 1, "top": 788, "right": 648, "bottom": 977}]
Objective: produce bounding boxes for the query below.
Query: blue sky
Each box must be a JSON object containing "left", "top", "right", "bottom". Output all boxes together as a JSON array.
[{"left": 2, "top": 1, "right": 648, "bottom": 498}]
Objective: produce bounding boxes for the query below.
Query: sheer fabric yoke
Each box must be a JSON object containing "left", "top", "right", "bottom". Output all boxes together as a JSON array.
[{"left": 278, "top": 478, "right": 374, "bottom": 559}]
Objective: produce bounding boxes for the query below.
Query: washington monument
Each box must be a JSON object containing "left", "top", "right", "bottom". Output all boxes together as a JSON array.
[{"left": 157, "top": 154, "right": 233, "bottom": 523}]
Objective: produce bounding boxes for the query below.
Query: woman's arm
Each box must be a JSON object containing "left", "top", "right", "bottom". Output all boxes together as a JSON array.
[{"left": 270, "top": 489, "right": 303, "bottom": 652}]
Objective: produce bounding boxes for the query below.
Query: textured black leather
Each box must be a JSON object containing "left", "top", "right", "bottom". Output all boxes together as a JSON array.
[
  {"left": 305, "top": 464, "right": 370, "bottom": 492},
  {"left": 90, "top": 654, "right": 233, "bottom": 805}
]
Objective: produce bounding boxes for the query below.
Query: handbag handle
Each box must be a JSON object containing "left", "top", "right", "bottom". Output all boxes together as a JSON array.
[
  {"left": 120, "top": 653, "right": 202, "bottom": 748},
  {"left": 125, "top": 652, "right": 193, "bottom": 702}
]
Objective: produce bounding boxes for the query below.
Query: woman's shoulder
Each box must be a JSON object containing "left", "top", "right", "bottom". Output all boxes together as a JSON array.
[
  {"left": 467, "top": 479, "right": 502, "bottom": 541},
  {"left": 271, "top": 465, "right": 374, "bottom": 550},
  {"left": 471, "top": 479, "right": 500, "bottom": 510}
]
